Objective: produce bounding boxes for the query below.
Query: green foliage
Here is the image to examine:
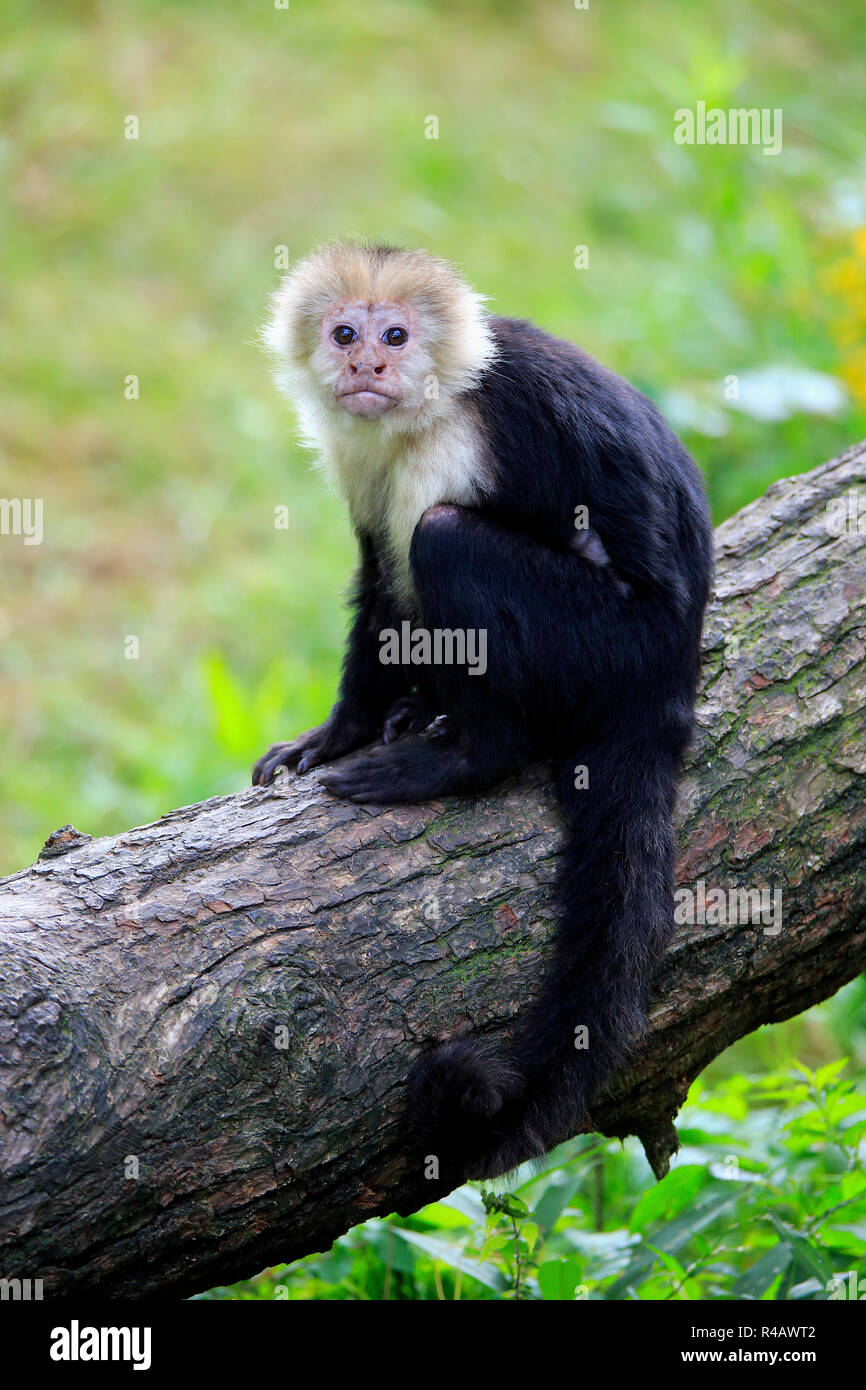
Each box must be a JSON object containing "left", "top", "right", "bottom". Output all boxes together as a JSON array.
[
  {"left": 199, "top": 1017, "right": 866, "bottom": 1301},
  {"left": 2, "top": 0, "right": 864, "bottom": 1303}
]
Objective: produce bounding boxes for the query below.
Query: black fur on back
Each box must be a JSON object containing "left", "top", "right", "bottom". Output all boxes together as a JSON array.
[{"left": 406, "top": 317, "right": 713, "bottom": 1180}]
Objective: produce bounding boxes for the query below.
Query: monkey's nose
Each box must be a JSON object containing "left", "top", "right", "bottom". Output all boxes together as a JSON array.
[{"left": 349, "top": 361, "right": 387, "bottom": 376}]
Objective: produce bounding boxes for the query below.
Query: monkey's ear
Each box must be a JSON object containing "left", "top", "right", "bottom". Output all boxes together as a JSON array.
[{"left": 261, "top": 272, "right": 324, "bottom": 366}]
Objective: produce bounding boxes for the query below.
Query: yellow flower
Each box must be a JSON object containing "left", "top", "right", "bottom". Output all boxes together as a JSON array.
[{"left": 823, "top": 229, "right": 866, "bottom": 401}]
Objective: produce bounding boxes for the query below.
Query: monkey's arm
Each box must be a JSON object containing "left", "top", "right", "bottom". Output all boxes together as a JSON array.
[{"left": 252, "top": 532, "right": 413, "bottom": 785}]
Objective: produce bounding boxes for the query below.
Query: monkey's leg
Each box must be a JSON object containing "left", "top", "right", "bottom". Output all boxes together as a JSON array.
[
  {"left": 408, "top": 504, "right": 655, "bottom": 714},
  {"left": 253, "top": 534, "right": 411, "bottom": 785},
  {"left": 323, "top": 504, "right": 594, "bottom": 802}
]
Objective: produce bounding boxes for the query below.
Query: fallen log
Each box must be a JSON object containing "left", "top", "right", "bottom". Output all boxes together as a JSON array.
[{"left": 0, "top": 442, "right": 864, "bottom": 1299}]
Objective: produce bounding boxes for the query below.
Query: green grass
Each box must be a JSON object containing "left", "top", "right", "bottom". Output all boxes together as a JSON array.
[{"left": 2, "top": 0, "right": 865, "bottom": 871}]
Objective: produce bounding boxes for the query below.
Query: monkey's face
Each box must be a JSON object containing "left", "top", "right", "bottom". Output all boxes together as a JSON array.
[
  {"left": 264, "top": 243, "right": 497, "bottom": 436},
  {"left": 318, "top": 299, "right": 423, "bottom": 420}
]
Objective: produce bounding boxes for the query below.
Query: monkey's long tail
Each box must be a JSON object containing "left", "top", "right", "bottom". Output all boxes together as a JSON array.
[{"left": 408, "top": 737, "right": 679, "bottom": 1182}]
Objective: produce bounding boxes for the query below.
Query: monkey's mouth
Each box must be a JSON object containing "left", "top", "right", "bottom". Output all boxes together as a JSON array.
[{"left": 337, "top": 387, "right": 400, "bottom": 417}]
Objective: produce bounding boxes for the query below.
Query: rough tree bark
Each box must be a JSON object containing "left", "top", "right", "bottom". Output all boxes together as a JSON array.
[{"left": 1, "top": 444, "right": 864, "bottom": 1301}]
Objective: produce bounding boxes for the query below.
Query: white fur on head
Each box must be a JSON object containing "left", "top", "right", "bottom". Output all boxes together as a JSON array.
[{"left": 262, "top": 241, "right": 497, "bottom": 440}]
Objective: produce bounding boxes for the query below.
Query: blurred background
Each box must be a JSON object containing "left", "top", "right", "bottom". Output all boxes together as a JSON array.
[{"left": 2, "top": 0, "right": 864, "bottom": 1300}]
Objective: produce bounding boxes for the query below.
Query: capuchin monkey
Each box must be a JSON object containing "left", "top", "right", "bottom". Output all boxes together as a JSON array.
[{"left": 253, "top": 241, "right": 713, "bottom": 1183}]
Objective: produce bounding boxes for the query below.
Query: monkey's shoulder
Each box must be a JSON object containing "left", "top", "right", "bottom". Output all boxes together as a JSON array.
[
  {"left": 484, "top": 315, "right": 621, "bottom": 387},
  {"left": 475, "top": 315, "right": 666, "bottom": 440},
  {"left": 481, "top": 316, "right": 701, "bottom": 468},
  {"left": 467, "top": 317, "right": 659, "bottom": 480}
]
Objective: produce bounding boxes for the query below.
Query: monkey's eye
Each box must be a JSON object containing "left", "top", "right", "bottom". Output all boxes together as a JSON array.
[
  {"left": 332, "top": 325, "right": 356, "bottom": 346},
  {"left": 383, "top": 326, "right": 408, "bottom": 347}
]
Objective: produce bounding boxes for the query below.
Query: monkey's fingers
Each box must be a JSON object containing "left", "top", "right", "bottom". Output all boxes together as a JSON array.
[
  {"left": 422, "top": 714, "right": 452, "bottom": 742},
  {"left": 252, "top": 743, "right": 294, "bottom": 786},
  {"left": 382, "top": 693, "right": 438, "bottom": 743},
  {"left": 382, "top": 697, "right": 414, "bottom": 743},
  {"left": 252, "top": 721, "right": 336, "bottom": 785},
  {"left": 252, "top": 739, "right": 315, "bottom": 786}
]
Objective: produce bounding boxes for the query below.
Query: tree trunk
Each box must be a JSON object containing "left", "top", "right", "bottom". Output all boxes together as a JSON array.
[{"left": 1, "top": 443, "right": 864, "bottom": 1300}]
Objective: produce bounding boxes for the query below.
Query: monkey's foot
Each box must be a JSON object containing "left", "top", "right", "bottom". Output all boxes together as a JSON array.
[{"left": 322, "top": 738, "right": 469, "bottom": 803}]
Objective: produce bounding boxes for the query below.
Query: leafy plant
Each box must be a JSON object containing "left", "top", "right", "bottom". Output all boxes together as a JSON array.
[{"left": 199, "top": 1048, "right": 866, "bottom": 1301}]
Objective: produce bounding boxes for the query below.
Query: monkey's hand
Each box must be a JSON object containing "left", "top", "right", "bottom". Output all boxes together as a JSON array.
[
  {"left": 382, "top": 693, "right": 441, "bottom": 744},
  {"left": 252, "top": 710, "right": 378, "bottom": 786}
]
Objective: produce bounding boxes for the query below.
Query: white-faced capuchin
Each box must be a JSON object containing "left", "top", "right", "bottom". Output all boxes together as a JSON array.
[{"left": 252, "top": 241, "right": 713, "bottom": 1183}]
